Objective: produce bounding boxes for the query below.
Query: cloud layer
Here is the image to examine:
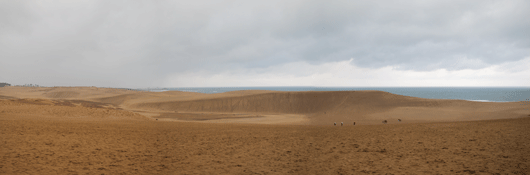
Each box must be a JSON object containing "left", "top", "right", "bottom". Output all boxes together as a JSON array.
[
  {"left": 164, "top": 57, "right": 530, "bottom": 87},
  {"left": 1, "top": 0, "right": 529, "bottom": 87}
]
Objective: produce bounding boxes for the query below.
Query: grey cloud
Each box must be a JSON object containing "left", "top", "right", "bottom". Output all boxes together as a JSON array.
[{"left": 0, "top": 0, "right": 529, "bottom": 87}]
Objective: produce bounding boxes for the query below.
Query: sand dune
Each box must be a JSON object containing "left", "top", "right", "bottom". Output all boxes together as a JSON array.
[
  {"left": 1, "top": 86, "right": 527, "bottom": 125},
  {"left": 0, "top": 98, "right": 147, "bottom": 121},
  {"left": 1, "top": 86, "right": 529, "bottom": 174},
  {"left": 131, "top": 90, "right": 528, "bottom": 125}
]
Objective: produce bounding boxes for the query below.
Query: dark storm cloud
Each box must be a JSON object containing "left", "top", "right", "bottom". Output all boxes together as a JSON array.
[{"left": 0, "top": 0, "right": 528, "bottom": 87}]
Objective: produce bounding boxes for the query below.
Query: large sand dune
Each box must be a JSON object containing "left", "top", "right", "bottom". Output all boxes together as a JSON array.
[
  {"left": 131, "top": 90, "right": 528, "bottom": 125},
  {"left": 1, "top": 86, "right": 529, "bottom": 174},
  {"left": 1, "top": 86, "right": 527, "bottom": 125}
]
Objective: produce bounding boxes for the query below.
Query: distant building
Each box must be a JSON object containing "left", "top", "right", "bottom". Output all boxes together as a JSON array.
[{"left": 0, "top": 82, "right": 11, "bottom": 87}]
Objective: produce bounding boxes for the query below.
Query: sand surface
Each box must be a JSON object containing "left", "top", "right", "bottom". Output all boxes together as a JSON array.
[{"left": 1, "top": 86, "right": 529, "bottom": 174}]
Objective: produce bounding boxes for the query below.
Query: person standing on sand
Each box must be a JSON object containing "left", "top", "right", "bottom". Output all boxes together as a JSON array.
[{"left": 353, "top": 122, "right": 356, "bottom": 125}]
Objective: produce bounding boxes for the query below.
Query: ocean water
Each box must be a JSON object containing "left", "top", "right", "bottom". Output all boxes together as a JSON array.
[{"left": 149, "top": 87, "right": 530, "bottom": 102}]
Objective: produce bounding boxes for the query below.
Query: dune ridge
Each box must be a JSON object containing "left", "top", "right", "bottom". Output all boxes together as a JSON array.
[
  {"left": 131, "top": 90, "right": 528, "bottom": 125},
  {"left": 1, "top": 86, "right": 528, "bottom": 125}
]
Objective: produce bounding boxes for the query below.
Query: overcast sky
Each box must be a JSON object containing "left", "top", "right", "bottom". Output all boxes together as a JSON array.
[{"left": 1, "top": 0, "right": 529, "bottom": 88}]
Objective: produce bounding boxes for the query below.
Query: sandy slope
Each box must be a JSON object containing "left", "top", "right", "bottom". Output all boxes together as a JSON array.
[
  {"left": 1, "top": 86, "right": 529, "bottom": 174},
  {"left": 1, "top": 86, "right": 528, "bottom": 125},
  {"left": 129, "top": 90, "right": 529, "bottom": 125}
]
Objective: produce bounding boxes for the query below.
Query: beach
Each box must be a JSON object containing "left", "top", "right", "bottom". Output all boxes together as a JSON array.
[{"left": 1, "top": 86, "right": 529, "bottom": 174}]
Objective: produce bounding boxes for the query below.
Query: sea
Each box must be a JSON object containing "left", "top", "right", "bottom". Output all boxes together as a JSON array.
[{"left": 145, "top": 87, "right": 530, "bottom": 102}]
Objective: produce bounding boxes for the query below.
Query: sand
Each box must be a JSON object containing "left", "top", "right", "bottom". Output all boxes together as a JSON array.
[{"left": 1, "top": 86, "right": 529, "bottom": 174}]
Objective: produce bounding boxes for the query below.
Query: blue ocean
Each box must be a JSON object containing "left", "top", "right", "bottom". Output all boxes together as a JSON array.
[{"left": 148, "top": 87, "right": 530, "bottom": 102}]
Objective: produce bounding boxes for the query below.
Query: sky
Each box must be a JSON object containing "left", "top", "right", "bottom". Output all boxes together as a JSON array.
[{"left": 1, "top": 0, "right": 529, "bottom": 88}]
